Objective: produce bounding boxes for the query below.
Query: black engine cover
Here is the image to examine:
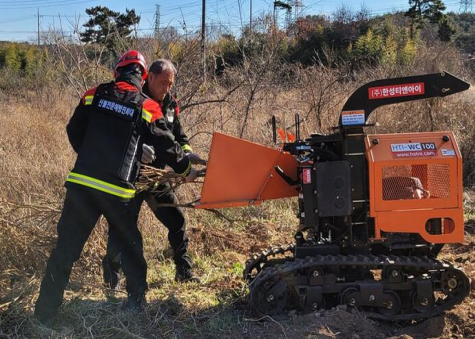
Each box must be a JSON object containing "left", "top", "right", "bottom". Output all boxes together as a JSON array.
[{"left": 316, "top": 161, "right": 352, "bottom": 217}]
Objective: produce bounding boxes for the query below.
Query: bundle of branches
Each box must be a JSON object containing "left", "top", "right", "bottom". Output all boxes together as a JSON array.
[{"left": 136, "top": 165, "right": 187, "bottom": 194}]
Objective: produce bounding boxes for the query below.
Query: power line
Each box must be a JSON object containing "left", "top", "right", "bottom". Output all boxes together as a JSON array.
[
  {"left": 0, "top": 0, "right": 83, "bottom": 3},
  {"left": 41, "top": 14, "right": 77, "bottom": 18},
  {"left": 139, "top": 0, "right": 229, "bottom": 14},
  {"left": 0, "top": 0, "right": 88, "bottom": 4},
  {"left": 0, "top": 0, "right": 98, "bottom": 9},
  {"left": 0, "top": 15, "right": 34, "bottom": 24}
]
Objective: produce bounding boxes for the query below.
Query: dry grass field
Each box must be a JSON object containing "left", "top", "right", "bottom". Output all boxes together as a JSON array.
[{"left": 1, "top": 44, "right": 475, "bottom": 338}]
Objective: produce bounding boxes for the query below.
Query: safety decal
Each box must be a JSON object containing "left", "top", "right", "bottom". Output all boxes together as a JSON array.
[
  {"left": 341, "top": 110, "right": 365, "bottom": 126},
  {"left": 441, "top": 149, "right": 456, "bottom": 156},
  {"left": 369, "top": 82, "right": 424, "bottom": 100},
  {"left": 302, "top": 168, "right": 312, "bottom": 184},
  {"left": 390, "top": 142, "right": 437, "bottom": 158}
]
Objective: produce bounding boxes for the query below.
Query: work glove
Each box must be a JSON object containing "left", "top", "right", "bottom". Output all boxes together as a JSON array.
[
  {"left": 197, "top": 167, "right": 207, "bottom": 177},
  {"left": 141, "top": 144, "right": 156, "bottom": 164},
  {"left": 185, "top": 168, "right": 199, "bottom": 183},
  {"left": 186, "top": 152, "right": 207, "bottom": 166}
]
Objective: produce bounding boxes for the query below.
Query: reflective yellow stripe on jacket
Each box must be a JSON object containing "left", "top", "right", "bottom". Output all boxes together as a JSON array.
[
  {"left": 142, "top": 108, "right": 153, "bottom": 122},
  {"left": 84, "top": 95, "right": 94, "bottom": 106},
  {"left": 66, "top": 172, "right": 136, "bottom": 199}
]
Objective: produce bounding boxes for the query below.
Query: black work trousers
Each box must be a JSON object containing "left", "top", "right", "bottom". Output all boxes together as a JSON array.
[
  {"left": 106, "top": 183, "right": 191, "bottom": 271},
  {"left": 35, "top": 184, "right": 147, "bottom": 321}
]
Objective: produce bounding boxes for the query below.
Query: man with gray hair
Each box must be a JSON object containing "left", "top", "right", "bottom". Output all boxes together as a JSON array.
[
  {"left": 103, "top": 59, "right": 206, "bottom": 287},
  {"left": 146, "top": 59, "right": 176, "bottom": 101}
]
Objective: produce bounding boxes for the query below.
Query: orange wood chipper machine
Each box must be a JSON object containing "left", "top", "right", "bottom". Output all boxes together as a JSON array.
[{"left": 196, "top": 72, "right": 471, "bottom": 320}]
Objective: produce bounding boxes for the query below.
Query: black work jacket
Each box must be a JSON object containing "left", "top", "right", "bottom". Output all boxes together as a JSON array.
[{"left": 66, "top": 77, "right": 191, "bottom": 200}]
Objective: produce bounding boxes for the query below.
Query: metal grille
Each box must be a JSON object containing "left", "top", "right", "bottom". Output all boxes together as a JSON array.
[{"left": 382, "top": 164, "right": 450, "bottom": 201}]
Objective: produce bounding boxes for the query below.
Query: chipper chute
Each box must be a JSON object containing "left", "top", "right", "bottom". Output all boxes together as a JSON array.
[{"left": 195, "top": 133, "right": 298, "bottom": 209}]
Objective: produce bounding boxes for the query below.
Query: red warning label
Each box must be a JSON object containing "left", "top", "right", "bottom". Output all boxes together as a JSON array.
[
  {"left": 302, "top": 168, "right": 312, "bottom": 184},
  {"left": 369, "top": 82, "right": 425, "bottom": 100}
]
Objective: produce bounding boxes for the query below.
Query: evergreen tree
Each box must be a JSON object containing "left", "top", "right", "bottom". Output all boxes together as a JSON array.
[
  {"left": 405, "top": 0, "right": 454, "bottom": 41},
  {"left": 23, "top": 45, "right": 39, "bottom": 76},
  {"left": 80, "top": 6, "right": 140, "bottom": 54},
  {"left": 353, "top": 29, "right": 385, "bottom": 65},
  {"left": 4, "top": 44, "right": 21, "bottom": 72}
]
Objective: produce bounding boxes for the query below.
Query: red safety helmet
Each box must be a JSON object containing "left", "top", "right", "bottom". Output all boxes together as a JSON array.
[{"left": 114, "top": 50, "right": 148, "bottom": 80}]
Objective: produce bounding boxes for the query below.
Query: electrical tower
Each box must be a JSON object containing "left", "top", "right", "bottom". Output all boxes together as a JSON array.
[
  {"left": 154, "top": 4, "right": 160, "bottom": 38},
  {"left": 274, "top": 0, "right": 302, "bottom": 31},
  {"left": 294, "top": 0, "right": 302, "bottom": 22},
  {"left": 274, "top": 0, "right": 292, "bottom": 30},
  {"left": 284, "top": 1, "right": 292, "bottom": 29},
  {"left": 460, "top": 0, "right": 473, "bottom": 12}
]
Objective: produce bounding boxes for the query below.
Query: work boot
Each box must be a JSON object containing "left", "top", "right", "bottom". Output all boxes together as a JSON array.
[
  {"left": 102, "top": 256, "right": 120, "bottom": 290},
  {"left": 125, "top": 291, "right": 146, "bottom": 311},
  {"left": 34, "top": 301, "right": 57, "bottom": 327},
  {"left": 34, "top": 310, "right": 55, "bottom": 327},
  {"left": 175, "top": 266, "right": 200, "bottom": 283}
]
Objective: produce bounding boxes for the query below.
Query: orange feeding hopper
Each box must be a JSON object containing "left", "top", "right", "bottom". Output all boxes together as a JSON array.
[{"left": 195, "top": 132, "right": 298, "bottom": 209}]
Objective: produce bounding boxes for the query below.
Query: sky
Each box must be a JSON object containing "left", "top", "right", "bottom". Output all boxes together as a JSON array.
[{"left": 0, "top": 0, "right": 463, "bottom": 42}]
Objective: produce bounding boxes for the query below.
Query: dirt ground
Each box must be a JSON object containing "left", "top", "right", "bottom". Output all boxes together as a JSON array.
[{"left": 0, "top": 222, "right": 473, "bottom": 339}]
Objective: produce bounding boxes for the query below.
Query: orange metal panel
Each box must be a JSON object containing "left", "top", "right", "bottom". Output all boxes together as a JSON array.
[
  {"left": 196, "top": 133, "right": 298, "bottom": 209},
  {"left": 366, "top": 131, "right": 461, "bottom": 162},
  {"left": 365, "top": 131, "right": 464, "bottom": 244},
  {"left": 375, "top": 209, "right": 464, "bottom": 243}
]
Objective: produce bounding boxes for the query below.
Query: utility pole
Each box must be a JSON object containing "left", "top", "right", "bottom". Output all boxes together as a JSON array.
[
  {"left": 37, "top": 7, "right": 40, "bottom": 46},
  {"left": 201, "top": 0, "right": 206, "bottom": 78},
  {"left": 154, "top": 4, "right": 160, "bottom": 39},
  {"left": 249, "top": 0, "right": 252, "bottom": 36}
]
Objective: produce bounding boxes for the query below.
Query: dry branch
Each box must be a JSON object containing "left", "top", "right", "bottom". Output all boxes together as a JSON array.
[{"left": 136, "top": 165, "right": 186, "bottom": 193}]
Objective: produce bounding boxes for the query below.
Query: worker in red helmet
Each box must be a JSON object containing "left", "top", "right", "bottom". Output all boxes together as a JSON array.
[
  {"left": 34, "top": 50, "right": 197, "bottom": 325},
  {"left": 102, "top": 59, "right": 207, "bottom": 288},
  {"left": 113, "top": 49, "right": 148, "bottom": 81}
]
